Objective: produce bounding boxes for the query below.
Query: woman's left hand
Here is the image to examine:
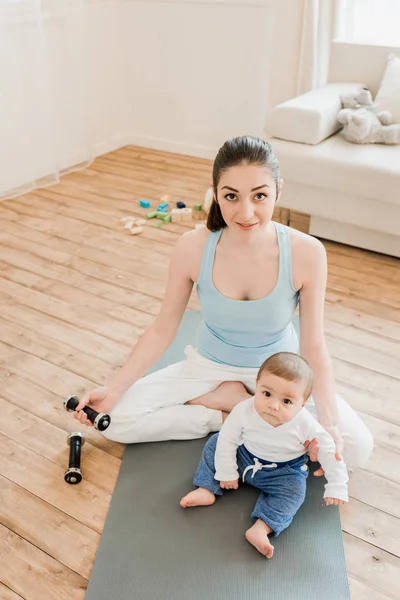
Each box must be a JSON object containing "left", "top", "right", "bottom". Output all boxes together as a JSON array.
[{"left": 304, "top": 426, "right": 344, "bottom": 477}]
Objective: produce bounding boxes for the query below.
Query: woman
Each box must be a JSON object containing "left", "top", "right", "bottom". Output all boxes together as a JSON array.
[{"left": 73, "top": 136, "right": 373, "bottom": 471}]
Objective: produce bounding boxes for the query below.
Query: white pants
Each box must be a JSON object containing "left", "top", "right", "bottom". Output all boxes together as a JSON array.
[{"left": 103, "top": 346, "right": 373, "bottom": 470}]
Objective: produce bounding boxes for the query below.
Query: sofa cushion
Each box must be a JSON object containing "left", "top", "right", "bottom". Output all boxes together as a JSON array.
[
  {"left": 264, "top": 83, "right": 365, "bottom": 145},
  {"left": 374, "top": 53, "right": 400, "bottom": 123},
  {"left": 266, "top": 132, "right": 400, "bottom": 207}
]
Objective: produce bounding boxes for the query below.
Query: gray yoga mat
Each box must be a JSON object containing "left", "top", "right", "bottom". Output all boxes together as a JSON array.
[{"left": 85, "top": 311, "right": 350, "bottom": 600}]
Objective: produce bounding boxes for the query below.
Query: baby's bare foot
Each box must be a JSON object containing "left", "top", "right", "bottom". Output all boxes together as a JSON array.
[
  {"left": 180, "top": 488, "right": 216, "bottom": 508},
  {"left": 245, "top": 519, "right": 274, "bottom": 559}
]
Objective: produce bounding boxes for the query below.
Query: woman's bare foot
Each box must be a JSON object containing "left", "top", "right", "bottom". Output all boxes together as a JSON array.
[
  {"left": 180, "top": 488, "right": 216, "bottom": 508},
  {"left": 186, "top": 381, "right": 251, "bottom": 413},
  {"left": 245, "top": 519, "right": 274, "bottom": 559}
]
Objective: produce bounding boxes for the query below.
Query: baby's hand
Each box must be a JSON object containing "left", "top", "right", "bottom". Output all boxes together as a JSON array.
[
  {"left": 324, "top": 497, "right": 345, "bottom": 506},
  {"left": 220, "top": 480, "right": 239, "bottom": 490}
]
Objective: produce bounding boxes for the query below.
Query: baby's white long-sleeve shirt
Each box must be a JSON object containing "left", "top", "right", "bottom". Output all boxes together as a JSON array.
[{"left": 214, "top": 398, "right": 349, "bottom": 502}]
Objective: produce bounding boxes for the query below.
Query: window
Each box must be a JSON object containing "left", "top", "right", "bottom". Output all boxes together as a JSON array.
[{"left": 336, "top": 0, "right": 400, "bottom": 47}]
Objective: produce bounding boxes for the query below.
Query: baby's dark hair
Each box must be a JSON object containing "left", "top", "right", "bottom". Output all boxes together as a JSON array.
[
  {"left": 207, "top": 135, "right": 280, "bottom": 232},
  {"left": 256, "top": 352, "right": 313, "bottom": 401}
]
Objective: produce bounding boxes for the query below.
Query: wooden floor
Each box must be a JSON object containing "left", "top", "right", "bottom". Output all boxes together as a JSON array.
[{"left": 0, "top": 146, "right": 399, "bottom": 600}]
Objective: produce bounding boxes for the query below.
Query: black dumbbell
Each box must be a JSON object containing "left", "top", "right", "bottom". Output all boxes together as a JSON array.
[
  {"left": 65, "top": 432, "right": 85, "bottom": 484},
  {"left": 63, "top": 395, "right": 111, "bottom": 431}
]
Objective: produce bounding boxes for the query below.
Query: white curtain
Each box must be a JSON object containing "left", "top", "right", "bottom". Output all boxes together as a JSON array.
[
  {"left": 296, "top": 0, "right": 340, "bottom": 94},
  {"left": 0, "top": 0, "right": 129, "bottom": 201}
]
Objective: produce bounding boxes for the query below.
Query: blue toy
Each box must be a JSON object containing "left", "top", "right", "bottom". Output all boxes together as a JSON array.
[
  {"left": 140, "top": 199, "right": 151, "bottom": 208},
  {"left": 157, "top": 202, "right": 169, "bottom": 212},
  {"left": 177, "top": 201, "right": 186, "bottom": 209}
]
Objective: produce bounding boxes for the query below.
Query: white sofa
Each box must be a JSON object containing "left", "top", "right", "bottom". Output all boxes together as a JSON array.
[{"left": 264, "top": 42, "right": 400, "bottom": 258}]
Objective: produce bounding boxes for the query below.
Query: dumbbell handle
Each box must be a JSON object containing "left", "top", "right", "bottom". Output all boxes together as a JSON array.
[
  {"left": 65, "top": 432, "right": 84, "bottom": 485},
  {"left": 63, "top": 395, "right": 111, "bottom": 431},
  {"left": 69, "top": 436, "right": 83, "bottom": 469}
]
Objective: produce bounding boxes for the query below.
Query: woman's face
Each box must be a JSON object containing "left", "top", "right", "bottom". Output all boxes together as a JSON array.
[{"left": 215, "top": 163, "right": 281, "bottom": 234}]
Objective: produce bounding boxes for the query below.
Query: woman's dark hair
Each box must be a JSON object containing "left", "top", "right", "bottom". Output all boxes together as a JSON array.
[{"left": 206, "top": 135, "right": 280, "bottom": 232}]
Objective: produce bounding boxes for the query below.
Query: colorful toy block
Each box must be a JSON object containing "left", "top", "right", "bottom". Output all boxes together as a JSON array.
[
  {"left": 123, "top": 220, "right": 135, "bottom": 229},
  {"left": 121, "top": 216, "right": 146, "bottom": 234},
  {"left": 176, "top": 201, "right": 186, "bottom": 209},
  {"left": 193, "top": 204, "right": 203, "bottom": 211},
  {"left": 139, "top": 199, "right": 151, "bottom": 208},
  {"left": 129, "top": 226, "right": 143, "bottom": 235},
  {"left": 171, "top": 207, "right": 192, "bottom": 222},
  {"left": 192, "top": 207, "right": 206, "bottom": 220},
  {"left": 145, "top": 211, "right": 157, "bottom": 219}
]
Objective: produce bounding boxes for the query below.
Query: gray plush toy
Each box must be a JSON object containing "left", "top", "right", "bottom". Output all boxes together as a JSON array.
[{"left": 338, "top": 87, "right": 400, "bottom": 144}]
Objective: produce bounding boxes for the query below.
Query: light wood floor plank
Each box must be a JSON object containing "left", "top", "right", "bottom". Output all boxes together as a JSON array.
[
  {"left": 324, "top": 303, "right": 400, "bottom": 342},
  {"left": 348, "top": 576, "right": 396, "bottom": 600},
  {"left": 0, "top": 216, "right": 172, "bottom": 274},
  {"left": 0, "top": 583, "right": 25, "bottom": 600},
  {"left": 1, "top": 341, "right": 99, "bottom": 396},
  {"left": 0, "top": 295, "right": 130, "bottom": 366},
  {"left": 344, "top": 533, "right": 400, "bottom": 599},
  {"left": 348, "top": 470, "right": 400, "bottom": 519},
  {"left": 0, "top": 434, "right": 110, "bottom": 533},
  {"left": 0, "top": 244, "right": 162, "bottom": 315},
  {"left": 0, "top": 316, "right": 117, "bottom": 384},
  {"left": 327, "top": 336, "right": 399, "bottom": 380},
  {"left": 0, "top": 261, "right": 156, "bottom": 331},
  {"left": 0, "top": 398, "right": 120, "bottom": 495},
  {"left": 356, "top": 412, "right": 400, "bottom": 454},
  {"left": 0, "top": 524, "right": 87, "bottom": 600},
  {"left": 0, "top": 476, "right": 100, "bottom": 579},
  {"left": 0, "top": 370, "right": 123, "bottom": 459},
  {"left": 1, "top": 278, "right": 144, "bottom": 345},
  {"left": 341, "top": 498, "right": 400, "bottom": 557},
  {"left": 336, "top": 381, "right": 400, "bottom": 427},
  {"left": 325, "top": 288, "right": 400, "bottom": 323},
  {"left": 325, "top": 318, "right": 400, "bottom": 358},
  {"left": 333, "top": 359, "right": 400, "bottom": 399}
]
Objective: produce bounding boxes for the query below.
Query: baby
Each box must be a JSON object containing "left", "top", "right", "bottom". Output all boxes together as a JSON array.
[{"left": 180, "top": 352, "right": 349, "bottom": 559}]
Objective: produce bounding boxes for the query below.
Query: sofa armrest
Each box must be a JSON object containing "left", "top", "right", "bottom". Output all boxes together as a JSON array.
[{"left": 265, "top": 83, "right": 366, "bottom": 145}]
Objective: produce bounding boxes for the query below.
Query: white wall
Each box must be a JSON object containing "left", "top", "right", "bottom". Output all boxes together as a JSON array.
[
  {"left": 0, "top": 0, "right": 130, "bottom": 198},
  {"left": 122, "top": 0, "right": 277, "bottom": 159},
  {"left": 0, "top": 0, "right": 304, "bottom": 196},
  {"left": 267, "top": 0, "right": 304, "bottom": 106}
]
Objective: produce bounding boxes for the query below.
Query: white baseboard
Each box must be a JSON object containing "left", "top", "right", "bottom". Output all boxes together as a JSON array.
[
  {"left": 127, "top": 134, "right": 217, "bottom": 160},
  {"left": 310, "top": 216, "right": 400, "bottom": 258},
  {"left": 91, "top": 135, "right": 133, "bottom": 159}
]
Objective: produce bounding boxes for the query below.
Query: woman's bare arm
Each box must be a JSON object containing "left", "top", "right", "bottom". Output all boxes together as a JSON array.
[{"left": 296, "top": 236, "right": 340, "bottom": 436}]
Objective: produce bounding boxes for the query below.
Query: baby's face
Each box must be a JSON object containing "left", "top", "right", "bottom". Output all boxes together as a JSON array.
[{"left": 254, "top": 372, "right": 307, "bottom": 427}]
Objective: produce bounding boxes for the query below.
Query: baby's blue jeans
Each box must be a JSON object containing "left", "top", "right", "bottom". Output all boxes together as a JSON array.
[{"left": 193, "top": 433, "right": 309, "bottom": 536}]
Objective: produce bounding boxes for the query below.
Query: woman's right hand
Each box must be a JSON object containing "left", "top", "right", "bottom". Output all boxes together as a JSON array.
[{"left": 72, "top": 386, "right": 119, "bottom": 427}]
